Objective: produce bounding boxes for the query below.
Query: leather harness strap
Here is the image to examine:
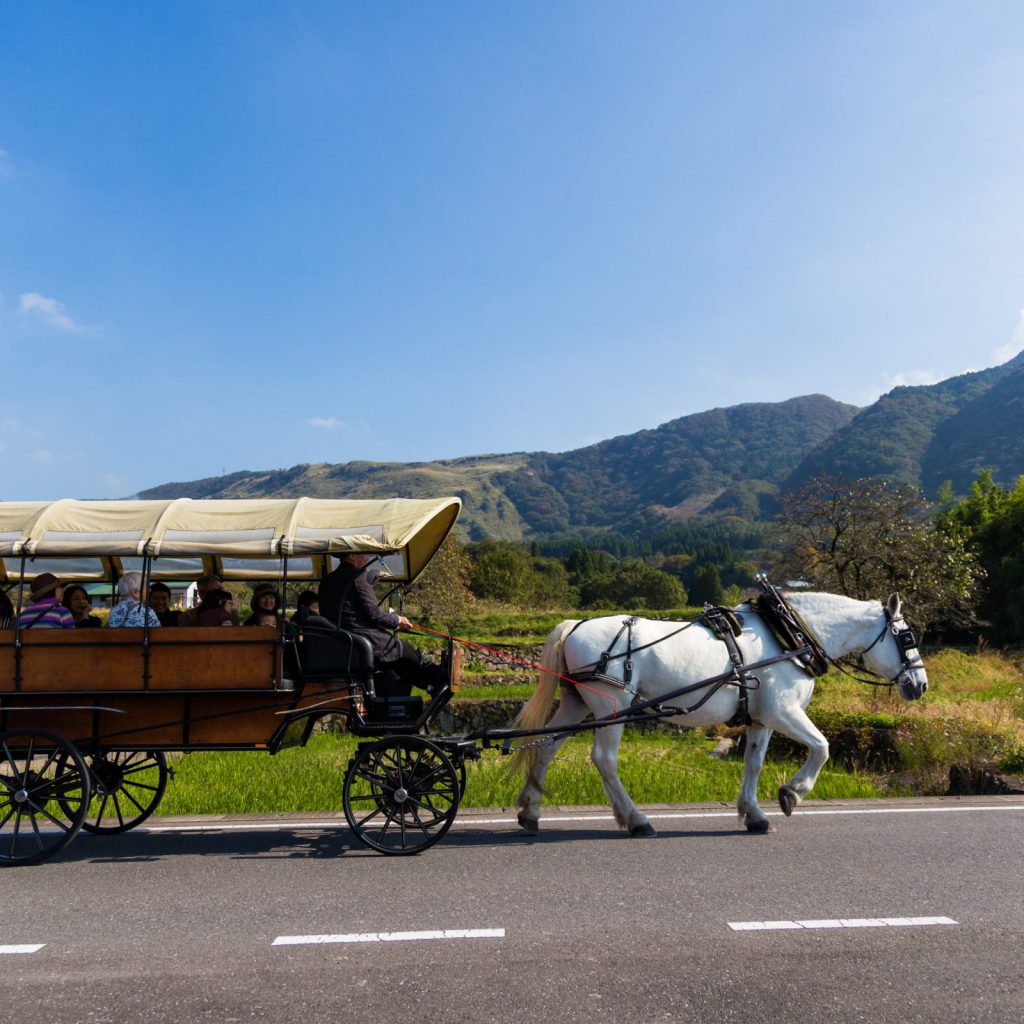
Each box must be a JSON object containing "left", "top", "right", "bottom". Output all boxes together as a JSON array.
[{"left": 698, "top": 606, "right": 754, "bottom": 727}]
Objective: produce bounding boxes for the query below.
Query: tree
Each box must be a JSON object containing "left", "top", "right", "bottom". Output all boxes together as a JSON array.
[
  {"left": 404, "top": 536, "right": 475, "bottom": 626},
  {"left": 774, "top": 475, "right": 981, "bottom": 632},
  {"left": 467, "top": 541, "right": 577, "bottom": 608},
  {"left": 688, "top": 564, "right": 724, "bottom": 606},
  {"left": 939, "top": 470, "right": 1024, "bottom": 643},
  {"left": 579, "top": 560, "right": 687, "bottom": 610}
]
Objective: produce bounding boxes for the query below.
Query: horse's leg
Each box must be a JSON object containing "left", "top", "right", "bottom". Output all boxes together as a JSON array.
[
  {"left": 737, "top": 722, "right": 775, "bottom": 834},
  {"left": 590, "top": 722, "right": 655, "bottom": 837},
  {"left": 515, "top": 684, "right": 590, "bottom": 835},
  {"left": 766, "top": 704, "right": 830, "bottom": 816}
]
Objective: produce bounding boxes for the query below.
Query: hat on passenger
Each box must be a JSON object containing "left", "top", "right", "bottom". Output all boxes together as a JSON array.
[
  {"left": 250, "top": 582, "right": 281, "bottom": 613},
  {"left": 30, "top": 573, "right": 62, "bottom": 599}
]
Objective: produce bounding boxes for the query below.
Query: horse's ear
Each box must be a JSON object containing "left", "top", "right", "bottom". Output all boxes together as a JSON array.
[{"left": 886, "top": 593, "right": 902, "bottom": 617}]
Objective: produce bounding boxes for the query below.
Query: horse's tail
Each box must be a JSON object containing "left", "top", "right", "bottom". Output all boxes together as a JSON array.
[{"left": 509, "top": 619, "right": 580, "bottom": 780}]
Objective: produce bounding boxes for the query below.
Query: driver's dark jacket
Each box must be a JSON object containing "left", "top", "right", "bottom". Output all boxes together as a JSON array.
[{"left": 317, "top": 563, "right": 401, "bottom": 663}]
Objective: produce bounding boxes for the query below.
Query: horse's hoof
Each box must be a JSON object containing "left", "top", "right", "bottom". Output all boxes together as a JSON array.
[
  {"left": 516, "top": 812, "right": 539, "bottom": 835},
  {"left": 745, "top": 818, "right": 774, "bottom": 834},
  {"left": 630, "top": 822, "right": 657, "bottom": 838},
  {"left": 778, "top": 785, "right": 798, "bottom": 817}
]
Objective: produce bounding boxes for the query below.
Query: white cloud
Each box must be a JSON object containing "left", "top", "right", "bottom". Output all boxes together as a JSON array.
[
  {"left": 991, "top": 308, "right": 1024, "bottom": 365},
  {"left": 857, "top": 368, "right": 940, "bottom": 405},
  {"left": 308, "top": 416, "right": 349, "bottom": 430},
  {"left": 31, "top": 449, "right": 57, "bottom": 464},
  {"left": 18, "top": 292, "right": 84, "bottom": 332},
  {"left": 884, "top": 369, "right": 940, "bottom": 389},
  {"left": 103, "top": 472, "right": 131, "bottom": 496}
]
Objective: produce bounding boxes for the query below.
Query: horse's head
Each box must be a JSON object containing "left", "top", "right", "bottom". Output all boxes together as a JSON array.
[{"left": 861, "top": 593, "right": 928, "bottom": 701}]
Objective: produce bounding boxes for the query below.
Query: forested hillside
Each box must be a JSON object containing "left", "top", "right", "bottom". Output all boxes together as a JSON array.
[
  {"left": 139, "top": 351, "right": 1024, "bottom": 543},
  {"left": 787, "top": 351, "right": 1024, "bottom": 496},
  {"left": 140, "top": 394, "right": 856, "bottom": 541}
]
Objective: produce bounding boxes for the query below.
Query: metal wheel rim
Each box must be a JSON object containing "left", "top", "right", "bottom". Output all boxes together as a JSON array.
[
  {"left": 59, "top": 750, "right": 169, "bottom": 834},
  {"left": 343, "top": 737, "right": 460, "bottom": 855},
  {"left": 0, "top": 728, "right": 91, "bottom": 867}
]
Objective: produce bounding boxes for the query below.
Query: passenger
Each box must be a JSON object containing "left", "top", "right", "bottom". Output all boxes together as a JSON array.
[
  {"left": 148, "top": 582, "right": 181, "bottom": 627},
  {"left": 108, "top": 572, "right": 161, "bottom": 628},
  {"left": 196, "top": 588, "right": 235, "bottom": 627},
  {"left": 291, "top": 589, "right": 320, "bottom": 625},
  {"left": 17, "top": 573, "right": 75, "bottom": 629},
  {"left": 1, "top": 590, "right": 16, "bottom": 628},
  {"left": 246, "top": 583, "right": 282, "bottom": 627},
  {"left": 63, "top": 584, "right": 103, "bottom": 628},
  {"left": 178, "top": 574, "right": 240, "bottom": 626},
  {"left": 318, "top": 553, "right": 444, "bottom": 697}
]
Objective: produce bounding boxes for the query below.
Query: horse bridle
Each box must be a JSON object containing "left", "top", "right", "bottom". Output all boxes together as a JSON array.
[{"left": 840, "top": 608, "right": 925, "bottom": 687}]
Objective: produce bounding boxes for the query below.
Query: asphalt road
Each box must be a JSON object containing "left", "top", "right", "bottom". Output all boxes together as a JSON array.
[{"left": 2, "top": 796, "right": 1023, "bottom": 1024}]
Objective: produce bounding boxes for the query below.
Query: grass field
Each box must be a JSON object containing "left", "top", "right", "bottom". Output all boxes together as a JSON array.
[{"left": 155, "top": 729, "right": 880, "bottom": 818}]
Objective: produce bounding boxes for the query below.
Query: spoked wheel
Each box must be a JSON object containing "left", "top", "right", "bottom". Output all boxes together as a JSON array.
[
  {"left": 0, "top": 728, "right": 91, "bottom": 867},
  {"left": 58, "top": 750, "right": 169, "bottom": 834},
  {"left": 343, "top": 736, "right": 461, "bottom": 855}
]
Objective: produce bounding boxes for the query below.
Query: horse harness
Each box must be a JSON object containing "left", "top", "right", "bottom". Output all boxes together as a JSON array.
[
  {"left": 567, "top": 604, "right": 763, "bottom": 726},
  {"left": 564, "top": 577, "right": 839, "bottom": 727}
]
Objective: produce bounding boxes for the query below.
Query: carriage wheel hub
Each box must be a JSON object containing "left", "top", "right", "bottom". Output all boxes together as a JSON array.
[
  {"left": 13, "top": 788, "right": 29, "bottom": 805},
  {"left": 393, "top": 787, "right": 409, "bottom": 804}
]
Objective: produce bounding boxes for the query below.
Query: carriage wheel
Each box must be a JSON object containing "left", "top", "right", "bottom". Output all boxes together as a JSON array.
[
  {"left": 58, "top": 750, "right": 169, "bottom": 834},
  {"left": 343, "top": 736, "right": 460, "bottom": 855},
  {"left": 0, "top": 728, "right": 91, "bottom": 867}
]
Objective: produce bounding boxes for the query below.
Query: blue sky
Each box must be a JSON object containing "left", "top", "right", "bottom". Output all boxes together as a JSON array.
[{"left": 2, "top": 1, "right": 1023, "bottom": 499}]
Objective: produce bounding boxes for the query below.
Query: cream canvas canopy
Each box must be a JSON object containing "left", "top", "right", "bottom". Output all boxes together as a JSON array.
[{"left": 0, "top": 497, "right": 461, "bottom": 584}]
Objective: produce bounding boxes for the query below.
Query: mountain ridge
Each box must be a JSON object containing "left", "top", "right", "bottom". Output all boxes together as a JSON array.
[{"left": 139, "top": 353, "right": 1024, "bottom": 542}]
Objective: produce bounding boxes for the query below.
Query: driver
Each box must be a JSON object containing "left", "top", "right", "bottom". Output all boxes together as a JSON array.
[{"left": 318, "top": 553, "right": 443, "bottom": 697}]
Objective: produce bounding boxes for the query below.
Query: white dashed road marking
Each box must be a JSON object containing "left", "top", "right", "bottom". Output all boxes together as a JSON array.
[
  {"left": 729, "top": 916, "right": 958, "bottom": 932},
  {"left": 273, "top": 928, "right": 504, "bottom": 947},
  {"left": 0, "top": 944, "right": 45, "bottom": 954}
]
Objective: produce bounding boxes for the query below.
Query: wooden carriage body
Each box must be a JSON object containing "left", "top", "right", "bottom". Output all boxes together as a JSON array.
[
  {"left": 0, "top": 495, "right": 461, "bottom": 749},
  {"left": 0, "top": 625, "right": 333, "bottom": 752},
  {"left": 0, "top": 496, "right": 463, "bottom": 864}
]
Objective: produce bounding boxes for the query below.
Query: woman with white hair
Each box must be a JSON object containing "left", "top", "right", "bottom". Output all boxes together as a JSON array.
[{"left": 108, "top": 571, "right": 161, "bottom": 629}]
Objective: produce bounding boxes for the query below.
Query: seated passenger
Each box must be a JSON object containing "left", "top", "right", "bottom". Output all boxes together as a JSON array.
[
  {"left": 179, "top": 574, "right": 241, "bottom": 626},
  {"left": 246, "top": 583, "right": 282, "bottom": 627},
  {"left": 196, "top": 588, "right": 235, "bottom": 627},
  {"left": 63, "top": 584, "right": 103, "bottom": 628},
  {"left": 17, "top": 573, "right": 75, "bottom": 629},
  {"left": 1, "top": 590, "right": 16, "bottom": 628},
  {"left": 148, "top": 582, "right": 181, "bottom": 627},
  {"left": 291, "top": 590, "right": 320, "bottom": 625},
  {"left": 318, "top": 553, "right": 444, "bottom": 697},
  {"left": 108, "top": 572, "right": 161, "bottom": 628}
]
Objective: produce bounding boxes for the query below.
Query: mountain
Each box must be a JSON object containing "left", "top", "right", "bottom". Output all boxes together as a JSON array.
[
  {"left": 139, "top": 351, "right": 1024, "bottom": 542},
  {"left": 139, "top": 395, "right": 857, "bottom": 541},
  {"left": 787, "top": 352, "right": 1024, "bottom": 497}
]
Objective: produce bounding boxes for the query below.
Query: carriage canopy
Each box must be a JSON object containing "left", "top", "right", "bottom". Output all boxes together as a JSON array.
[{"left": 0, "top": 496, "right": 461, "bottom": 584}]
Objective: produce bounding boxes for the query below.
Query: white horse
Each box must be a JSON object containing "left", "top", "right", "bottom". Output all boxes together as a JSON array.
[{"left": 512, "top": 591, "right": 927, "bottom": 836}]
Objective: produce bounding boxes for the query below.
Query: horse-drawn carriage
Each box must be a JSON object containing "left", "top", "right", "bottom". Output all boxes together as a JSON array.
[
  {"left": 0, "top": 496, "right": 479, "bottom": 865},
  {"left": 1, "top": 496, "right": 929, "bottom": 867}
]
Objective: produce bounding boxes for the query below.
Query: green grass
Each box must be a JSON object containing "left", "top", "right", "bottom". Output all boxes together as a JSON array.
[
  {"left": 454, "top": 684, "right": 536, "bottom": 700},
  {"left": 417, "top": 603, "right": 701, "bottom": 644},
  {"left": 155, "top": 729, "right": 880, "bottom": 818}
]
